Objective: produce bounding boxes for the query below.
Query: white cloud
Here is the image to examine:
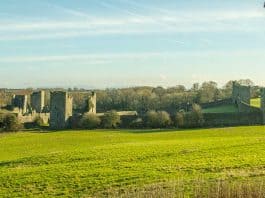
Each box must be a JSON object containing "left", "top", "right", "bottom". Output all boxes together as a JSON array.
[{"left": 0, "top": 8, "right": 264, "bottom": 41}]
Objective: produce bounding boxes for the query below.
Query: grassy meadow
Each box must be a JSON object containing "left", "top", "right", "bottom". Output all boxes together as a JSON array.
[
  {"left": 0, "top": 127, "right": 265, "bottom": 197},
  {"left": 202, "top": 104, "right": 238, "bottom": 113}
]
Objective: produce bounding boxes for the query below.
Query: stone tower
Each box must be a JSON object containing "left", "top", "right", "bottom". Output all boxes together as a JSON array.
[
  {"left": 232, "top": 81, "right": 239, "bottom": 104},
  {"left": 31, "top": 90, "right": 45, "bottom": 113},
  {"left": 239, "top": 85, "right": 251, "bottom": 104},
  {"left": 261, "top": 88, "right": 265, "bottom": 124},
  {"left": 88, "top": 92, "right": 97, "bottom": 114},
  {"left": 50, "top": 91, "right": 73, "bottom": 129},
  {"left": 12, "top": 95, "right": 28, "bottom": 114},
  {"left": 232, "top": 81, "right": 251, "bottom": 105}
]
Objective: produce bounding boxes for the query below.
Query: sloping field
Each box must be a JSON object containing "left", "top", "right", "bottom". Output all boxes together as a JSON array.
[
  {"left": 251, "top": 98, "right": 261, "bottom": 108},
  {"left": 203, "top": 98, "right": 262, "bottom": 113},
  {"left": 0, "top": 127, "right": 265, "bottom": 197},
  {"left": 202, "top": 104, "right": 238, "bottom": 113}
]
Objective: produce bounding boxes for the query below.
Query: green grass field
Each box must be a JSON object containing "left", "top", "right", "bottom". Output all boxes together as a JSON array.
[
  {"left": 1, "top": 127, "right": 265, "bottom": 197},
  {"left": 202, "top": 104, "right": 238, "bottom": 113}
]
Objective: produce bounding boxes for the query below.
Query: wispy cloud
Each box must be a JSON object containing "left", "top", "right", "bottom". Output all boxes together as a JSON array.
[
  {"left": 0, "top": 1, "right": 264, "bottom": 41},
  {"left": 0, "top": 53, "right": 162, "bottom": 63},
  {"left": 1, "top": 50, "right": 264, "bottom": 63},
  {"left": 42, "top": 0, "right": 94, "bottom": 19},
  {"left": 1, "top": 10, "right": 263, "bottom": 31}
]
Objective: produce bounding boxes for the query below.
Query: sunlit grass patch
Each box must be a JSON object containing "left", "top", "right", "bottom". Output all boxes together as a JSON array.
[
  {"left": 0, "top": 127, "right": 265, "bottom": 197},
  {"left": 251, "top": 98, "right": 261, "bottom": 108}
]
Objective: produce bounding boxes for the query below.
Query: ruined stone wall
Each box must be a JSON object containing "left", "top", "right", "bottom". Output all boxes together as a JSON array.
[
  {"left": 239, "top": 85, "right": 251, "bottom": 104},
  {"left": 232, "top": 81, "right": 240, "bottom": 104},
  {"left": 232, "top": 82, "right": 251, "bottom": 105},
  {"left": 12, "top": 95, "right": 28, "bottom": 114},
  {"left": 203, "top": 112, "right": 262, "bottom": 127},
  {"left": 50, "top": 91, "right": 73, "bottom": 129},
  {"left": 260, "top": 88, "right": 265, "bottom": 124},
  {"left": 18, "top": 113, "right": 50, "bottom": 125},
  {"left": 31, "top": 91, "right": 45, "bottom": 113}
]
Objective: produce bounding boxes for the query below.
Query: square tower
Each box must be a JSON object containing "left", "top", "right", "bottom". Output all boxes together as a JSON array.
[
  {"left": 232, "top": 81, "right": 239, "bottom": 104},
  {"left": 31, "top": 90, "right": 45, "bottom": 113},
  {"left": 50, "top": 91, "right": 73, "bottom": 129}
]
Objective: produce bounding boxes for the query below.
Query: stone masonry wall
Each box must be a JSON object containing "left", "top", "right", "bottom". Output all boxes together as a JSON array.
[
  {"left": 31, "top": 91, "right": 45, "bottom": 113},
  {"left": 50, "top": 91, "right": 73, "bottom": 129}
]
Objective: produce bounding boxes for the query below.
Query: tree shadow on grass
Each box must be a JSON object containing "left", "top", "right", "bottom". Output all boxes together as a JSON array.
[
  {"left": 120, "top": 128, "right": 205, "bottom": 134},
  {"left": 25, "top": 127, "right": 210, "bottom": 134},
  {"left": 24, "top": 125, "right": 249, "bottom": 134}
]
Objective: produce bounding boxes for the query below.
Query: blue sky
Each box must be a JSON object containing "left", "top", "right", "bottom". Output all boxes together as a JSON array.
[{"left": 0, "top": 0, "right": 265, "bottom": 88}]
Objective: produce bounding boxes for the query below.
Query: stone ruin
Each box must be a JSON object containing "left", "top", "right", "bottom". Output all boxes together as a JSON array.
[
  {"left": 12, "top": 94, "right": 29, "bottom": 115},
  {"left": 50, "top": 91, "right": 73, "bottom": 129},
  {"left": 6, "top": 90, "right": 99, "bottom": 129},
  {"left": 31, "top": 90, "right": 45, "bottom": 113},
  {"left": 232, "top": 81, "right": 265, "bottom": 124},
  {"left": 232, "top": 81, "right": 251, "bottom": 106},
  {"left": 260, "top": 88, "right": 265, "bottom": 124},
  {"left": 1, "top": 89, "right": 137, "bottom": 129}
]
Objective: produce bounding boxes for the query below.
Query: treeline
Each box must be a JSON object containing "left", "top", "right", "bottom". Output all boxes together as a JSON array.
[
  {"left": 0, "top": 79, "right": 256, "bottom": 113},
  {"left": 95, "top": 79, "right": 257, "bottom": 113}
]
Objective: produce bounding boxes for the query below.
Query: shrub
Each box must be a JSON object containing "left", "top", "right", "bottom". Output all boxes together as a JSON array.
[
  {"left": 145, "top": 110, "right": 171, "bottom": 128},
  {"left": 183, "top": 104, "right": 204, "bottom": 128},
  {"left": 145, "top": 110, "right": 159, "bottom": 128},
  {"left": 175, "top": 112, "right": 185, "bottom": 128},
  {"left": 79, "top": 113, "right": 101, "bottom": 129},
  {"left": 129, "top": 118, "right": 144, "bottom": 129},
  {"left": 157, "top": 111, "right": 172, "bottom": 128},
  {"left": 191, "top": 103, "right": 204, "bottom": 127},
  {"left": 102, "top": 110, "right": 121, "bottom": 129},
  {"left": 2, "top": 114, "right": 22, "bottom": 132},
  {"left": 69, "top": 114, "right": 82, "bottom": 129}
]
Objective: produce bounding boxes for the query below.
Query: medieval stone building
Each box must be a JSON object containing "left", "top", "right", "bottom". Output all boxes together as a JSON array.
[
  {"left": 232, "top": 81, "right": 251, "bottom": 105},
  {"left": 31, "top": 90, "right": 45, "bottom": 113},
  {"left": 12, "top": 95, "right": 28, "bottom": 115},
  {"left": 50, "top": 91, "right": 73, "bottom": 129},
  {"left": 3, "top": 89, "right": 140, "bottom": 129}
]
